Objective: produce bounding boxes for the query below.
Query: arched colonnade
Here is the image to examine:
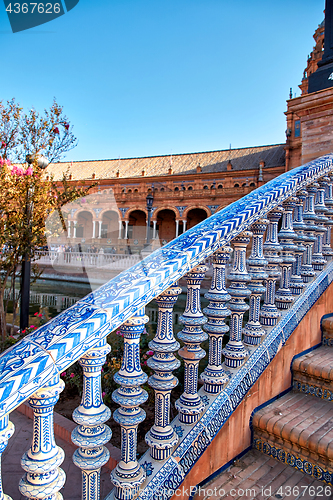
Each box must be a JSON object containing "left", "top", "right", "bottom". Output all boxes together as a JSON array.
[{"left": 66, "top": 205, "right": 220, "bottom": 246}]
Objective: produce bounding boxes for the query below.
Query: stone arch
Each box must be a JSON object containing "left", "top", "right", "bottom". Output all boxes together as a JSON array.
[
  {"left": 152, "top": 206, "right": 178, "bottom": 221},
  {"left": 99, "top": 207, "right": 122, "bottom": 220},
  {"left": 75, "top": 210, "right": 93, "bottom": 240},
  {"left": 183, "top": 205, "right": 210, "bottom": 220},
  {"left": 185, "top": 207, "right": 209, "bottom": 230},
  {"left": 73, "top": 208, "right": 95, "bottom": 220},
  {"left": 155, "top": 209, "right": 176, "bottom": 243},
  {"left": 100, "top": 210, "right": 120, "bottom": 241},
  {"left": 126, "top": 207, "right": 148, "bottom": 220},
  {"left": 127, "top": 209, "right": 147, "bottom": 241}
]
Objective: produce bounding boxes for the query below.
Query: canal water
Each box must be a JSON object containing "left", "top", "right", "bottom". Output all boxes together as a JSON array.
[{"left": 29, "top": 278, "right": 210, "bottom": 337}]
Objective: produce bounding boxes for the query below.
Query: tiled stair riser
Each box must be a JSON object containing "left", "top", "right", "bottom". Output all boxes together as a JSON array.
[
  {"left": 253, "top": 437, "right": 333, "bottom": 485},
  {"left": 292, "top": 379, "right": 333, "bottom": 401},
  {"left": 252, "top": 344, "right": 333, "bottom": 488}
]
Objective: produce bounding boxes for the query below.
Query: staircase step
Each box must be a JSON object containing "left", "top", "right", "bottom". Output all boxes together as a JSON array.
[
  {"left": 322, "top": 315, "right": 333, "bottom": 347},
  {"left": 252, "top": 391, "right": 333, "bottom": 480},
  {"left": 292, "top": 346, "right": 333, "bottom": 400},
  {"left": 193, "top": 449, "right": 333, "bottom": 499}
]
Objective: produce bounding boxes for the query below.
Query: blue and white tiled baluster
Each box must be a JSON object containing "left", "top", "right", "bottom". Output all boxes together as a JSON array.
[
  {"left": 290, "top": 193, "right": 307, "bottom": 295},
  {"left": 243, "top": 220, "right": 268, "bottom": 346},
  {"left": 19, "top": 375, "right": 65, "bottom": 500},
  {"left": 0, "top": 416, "right": 15, "bottom": 500},
  {"left": 222, "top": 231, "right": 252, "bottom": 368},
  {"left": 111, "top": 309, "right": 148, "bottom": 500},
  {"left": 312, "top": 179, "right": 328, "bottom": 271},
  {"left": 302, "top": 184, "right": 319, "bottom": 282},
  {"left": 260, "top": 207, "right": 283, "bottom": 327},
  {"left": 71, "top": 338, "right": 112, "bottom": 500},
  {"left": 322, "top": 173, "right": 333, "bottom": 259},
  {"left": 275, "top": 198, "right": 298, "bottom": 310},
  {"left": 145, "top": 283, "right": 182, "bottom": 460},
  {"left": 201, "top": 247, "right": 232, "bottom": 393},
  {"left": 175, "top": 265, "right": 208, "bottom": 424}
]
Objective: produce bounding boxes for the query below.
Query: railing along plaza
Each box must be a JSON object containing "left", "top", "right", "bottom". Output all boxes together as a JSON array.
[
  {"left": 1, "top": 155, "right": 333, "bottom": 500},
  {"left": 35, "top": 251, "right": 141, "bottom": 270}
]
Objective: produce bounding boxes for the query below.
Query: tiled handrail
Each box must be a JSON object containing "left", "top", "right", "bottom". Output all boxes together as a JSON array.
[{"left": 0, "top": 154, "right": 332, "bottom": 500}]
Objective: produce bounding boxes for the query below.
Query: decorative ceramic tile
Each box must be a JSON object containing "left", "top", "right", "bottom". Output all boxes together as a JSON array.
[
  {"left": 253, "top": 438, "right": 333, "bottom": 485},
  {"left": 0, "top": 156, "right": 333, "bottom": 500}
]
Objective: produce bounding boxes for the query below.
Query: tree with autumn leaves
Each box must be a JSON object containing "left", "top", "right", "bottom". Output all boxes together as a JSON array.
[{"left": 0, "top": 99, "right": 93, "bottom": 341}]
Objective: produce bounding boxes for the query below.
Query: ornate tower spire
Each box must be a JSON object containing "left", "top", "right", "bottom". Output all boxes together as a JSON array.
[{"left": 308, "top": 0, "right": 333, "bottom": 92}]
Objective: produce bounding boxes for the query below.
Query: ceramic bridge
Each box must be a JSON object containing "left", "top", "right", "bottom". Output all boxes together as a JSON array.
[{"left": 1, "top": 154, "right": 333, "bottom": 500}]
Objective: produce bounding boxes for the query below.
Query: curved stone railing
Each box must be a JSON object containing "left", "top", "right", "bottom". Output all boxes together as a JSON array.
[
  {"left": 35, "top": 250, "right": 141, "bottom": 270},
  {"left": 0, "top": 154, "right": 333, "bottom": 500}
]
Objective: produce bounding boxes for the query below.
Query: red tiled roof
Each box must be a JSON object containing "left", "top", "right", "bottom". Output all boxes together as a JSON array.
[{"left": 47, "top": 144, "right": 285, "bottom": 181}]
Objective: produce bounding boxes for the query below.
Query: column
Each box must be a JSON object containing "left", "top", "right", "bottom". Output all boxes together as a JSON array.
[
  {"left": 92, "top": 220, "right": 96, "bottom": 239},
  {"left": 111, "top": 309, "right": 148, "bottom": 500},
  {"left": 124, "top": 220, "right": 129, "bottom": 240},
  {"left": 175, "top": 220, "right": 179, "bottom": 238},
  {"left": 260, "top": 207, "right": 283, "bottom": 327},
  {"left": 323, "top": 172, "right": 333, "bottom": 259},
  {"left": 222, "top": 231, "right": 251, "bottom": 368},
  {"left": 73, "top": 221, "right": 77, "bottom": 238},
  {"left": 0, "top": 416, "right": 15, "bottom": 500},
  {"left": 290, "top": 193, "right": 307, "bottom": 295},
  {"left": 302, "top": 184, "right": 318, "bottom": 282},
  {"left": 313, "top": 178, "right": 329, "bottom": 270},
  {"left": 19, "top": 376, "right": 65, "bottom": 500},
  {"left": 183, "top": 220, "right": 187, "bottom": 233},
  {"left": 201, "top": 247, "right": 232, "bottom": 393},
  {"left": 243, "top": 219, "right": 268, "bottom": 346},
  {"left": 118, "top": 220, "right": 123, "bottom": 239},
  {"left": 98, "top": 220, "right": 102, "bottom": 239},
  {"left": 275, "top": 198, "right": 298, "bottom": 310},
  {"left": 146, "top": 284, "right": 182, "bottom": 460},
  {"left": 72, "top": 338, "right": 112, "bottom": 500},
  {"left": 175, "top": 265, "right": 208, "bottom": 424},
  {"left": 152, "top": 220, "right": 157, "bottom": 239},
  {"left": 67, "top": 220, "right": 71, "bottom": 238}
]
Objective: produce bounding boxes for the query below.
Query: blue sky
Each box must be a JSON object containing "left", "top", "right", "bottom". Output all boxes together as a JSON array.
[{"left": 0, "top": 0, "right": 325, "bottom": 161}]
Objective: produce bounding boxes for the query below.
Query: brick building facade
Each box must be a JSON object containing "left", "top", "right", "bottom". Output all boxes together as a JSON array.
[{"left": 47, "top": 145, "right": 285, "bottom": 253}]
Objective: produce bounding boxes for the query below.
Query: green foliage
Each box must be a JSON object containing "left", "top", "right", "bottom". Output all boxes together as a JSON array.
[{"left": 0, "top": 98, "right": 95, "bottom": 340}]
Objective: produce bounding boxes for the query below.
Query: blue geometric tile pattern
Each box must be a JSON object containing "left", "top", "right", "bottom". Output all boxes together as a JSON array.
[
  {"left": 253, "top": 438, "right": 333, "bottom": 485},
  {"left": 131, "top": 260, "right": 333, "bottom": 500},
  {"left": 1, "top": 155, "right": 333, "bottom": 499}
]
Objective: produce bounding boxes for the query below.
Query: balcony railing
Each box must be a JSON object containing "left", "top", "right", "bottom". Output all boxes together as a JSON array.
[
  {"left": 35, "top": 250, "right": 141, "bottom": 270},
  {"left": 0, "top": 154, "right": 333, "bottom": 500}
]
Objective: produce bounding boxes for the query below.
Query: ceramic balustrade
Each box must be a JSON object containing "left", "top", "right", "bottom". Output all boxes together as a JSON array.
[
  {"left": 243, "top": 220, "right": 268, "bottom": 346},
  {"left": 0, "top": 416, "right": 14, "bottom": 500},
  {"left": 323, "top": 173, "right": 333, "bottom": 259},
  {"left": 302, "top": 184, "right": 319, "bottom": 282},
  {"left": 201, "top": 247, "right": 232, "bottom": 393},
  {"left": 0, "top": 155, "right": 333, "bottom": 500},
  {"left": 111, "top": 309, "right": 149, "bottom": 500},
  {"left": 19, "top": 375, "right": 65, "bottom": 500},
  {"left": 313, "top": 179, "right": 329, "bottom": 270},
  {"left": 71, "top": 338, "right": 112, "bottom": 500},
  {"left": 290, "top": 192, "right": 307, "bottom": 295},
  {"left": 260, "top": 207, "right": 283, "bottom": 326},
  {"left": 275, "top": 198, "right": 298, "bottom": 309},
  {"left": 222, "top": 231, "right": 252, "bottom": 368},
  {"left": 145, "top": 284, "right": 182, "bottom": 459},
  {"left": 175, "top": 265, "right": 208, "bottom": 424}
]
